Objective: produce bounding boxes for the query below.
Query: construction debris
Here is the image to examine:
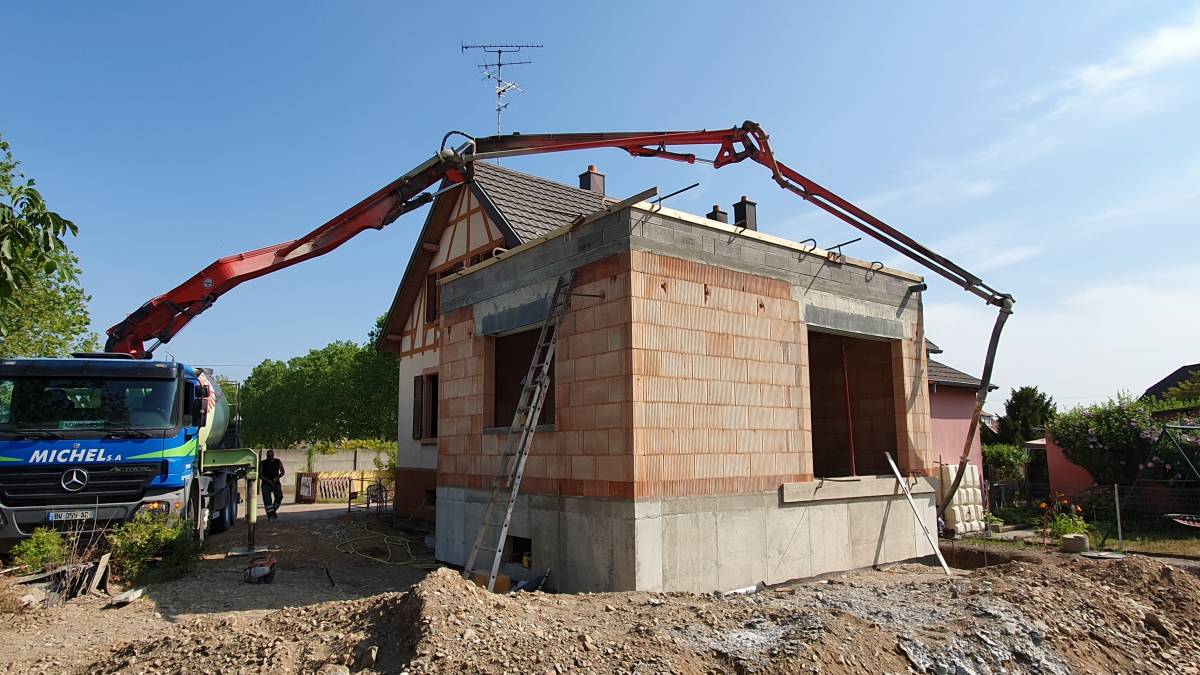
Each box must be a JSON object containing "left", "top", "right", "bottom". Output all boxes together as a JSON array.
[
  {"left": 104, "top": 588, "right": 143, "bottom": 608},
  {"left": 77, "top": 554, "right": 1200, "bottom": 674}
]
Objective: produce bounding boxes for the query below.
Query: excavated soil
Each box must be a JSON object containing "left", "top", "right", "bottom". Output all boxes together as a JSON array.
[{"left": 66, "top": 555, "right": 1200, "bottom": 674}]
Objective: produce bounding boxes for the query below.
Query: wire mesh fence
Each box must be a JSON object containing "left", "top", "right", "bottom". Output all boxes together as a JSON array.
[{"left": 988, "top": 481, "right": 1052, "bottom": 510}]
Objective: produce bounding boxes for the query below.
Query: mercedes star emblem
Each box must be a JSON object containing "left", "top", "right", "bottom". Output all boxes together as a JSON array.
[{"left": 61, "top": 468, "right": 89, "bottom": 492}]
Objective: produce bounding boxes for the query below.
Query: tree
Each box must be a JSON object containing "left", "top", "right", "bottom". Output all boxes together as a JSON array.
[
  {"left": 240, "top": 316, "right": 398, "bottom": 447},
  {"left": 995, "top": 386, "right": 1056, "bottom": 445},
  {"left": 0, "top": 248, "right": 98, "bottom": 357},
  {"left": 1163, "top": 370, "right": 1200, "bottom": 402},
  {"left": 0, "top": 134, "right": 81, "bottom": 336}
]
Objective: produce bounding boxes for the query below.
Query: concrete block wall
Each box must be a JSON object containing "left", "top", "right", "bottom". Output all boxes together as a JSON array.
[
  {"left": 628, "top": 249, "right": 810, "bottom": 498},
  {"left": 437, "top": 253, "right": 635, "bottom": 500},
  {"left": 429, "top": 205, "right": 939, "bottom": 591},
  {"left": 892, "top": 313, "right": 934, "bottom": 476}
]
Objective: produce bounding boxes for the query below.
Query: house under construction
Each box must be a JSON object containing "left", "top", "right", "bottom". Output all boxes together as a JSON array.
[{"left": 376, "top": 162, "right": 941, "bottom": 592}]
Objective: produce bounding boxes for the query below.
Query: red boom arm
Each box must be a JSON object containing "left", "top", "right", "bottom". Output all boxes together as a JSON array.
[{"left": 105, "top": 121, "right": 1011, "bottom": 358}]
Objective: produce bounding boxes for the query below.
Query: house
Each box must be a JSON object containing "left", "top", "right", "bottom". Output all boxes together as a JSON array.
[
  {"left": 1143, "top": 363, "right": 1200, "bottom": 400},
  {"left": 377, "top": 161, "right": 940, "bottom": 592},
  {"left": 924, "top": 341, "right": 990, "bottom": 473},
  {"left": 1027, "top": 435, "right": 1092, "bottom": 498}
]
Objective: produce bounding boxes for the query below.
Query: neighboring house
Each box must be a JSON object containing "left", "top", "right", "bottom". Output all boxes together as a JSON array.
[
  {"left": 924, "top": 341, "right": 990, "bottom": 473},
  {"left": 1142, "top": 363, "right": 1200, "bottom": 400},
  {"left": 1027, "top": 435, "right": 1092, "bottom": 498},
  {"left": 376, "top": 161, "right": 938, "bottom": 592}
]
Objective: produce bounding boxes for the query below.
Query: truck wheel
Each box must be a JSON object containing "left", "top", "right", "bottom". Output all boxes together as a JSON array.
[
  {"left": 187, "top": 476, "right": 206, "bottom": 545},
  {"left": 210, "top": 483, "right": 237, "bottom": 534}
]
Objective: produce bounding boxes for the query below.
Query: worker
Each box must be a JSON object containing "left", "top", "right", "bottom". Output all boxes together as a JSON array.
[{"left": 259, "top": 450, "right": 286, "bottom": 521}]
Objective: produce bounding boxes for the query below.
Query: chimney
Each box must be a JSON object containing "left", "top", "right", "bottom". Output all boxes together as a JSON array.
[
  {"left": 706, "top": 204, "right": 728, "bottom": 223},
  {"left": 579, "top": 165, "right": 605, "bottom": 195},
  {"left": 733, "top": 195, "right": 757, "bottom": 231}
]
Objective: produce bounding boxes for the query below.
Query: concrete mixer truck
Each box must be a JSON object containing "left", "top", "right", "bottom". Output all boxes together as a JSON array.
[{"left": 0, "top": 354, "right": 259, "bottom": 546}]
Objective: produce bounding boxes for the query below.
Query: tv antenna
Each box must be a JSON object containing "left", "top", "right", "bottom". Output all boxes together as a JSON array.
[{"left": 462, "top": 43, "right": 542, "bottom": 136}]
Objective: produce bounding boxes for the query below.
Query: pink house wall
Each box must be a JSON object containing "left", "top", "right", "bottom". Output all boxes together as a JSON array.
[
  {"left": 1044, "top": 434, "right": 1095, "bottom": 498},
  {"left": 929, "top": 385, "right": 983, "bottom": 473}
]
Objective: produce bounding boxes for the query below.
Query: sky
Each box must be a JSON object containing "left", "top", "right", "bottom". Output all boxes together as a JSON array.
[{"left": 5, "top": 2, "right": 1199, "bottom": 413}]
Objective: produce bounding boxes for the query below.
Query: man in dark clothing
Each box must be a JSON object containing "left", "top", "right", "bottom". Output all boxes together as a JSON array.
[{"left": 259, "top": 450, "right": 286, "bottom": 521}]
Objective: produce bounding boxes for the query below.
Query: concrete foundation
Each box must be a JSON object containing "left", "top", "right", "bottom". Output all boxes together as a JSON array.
[{"left": 437, "top": 474, "right": 937, "bottom": 592}]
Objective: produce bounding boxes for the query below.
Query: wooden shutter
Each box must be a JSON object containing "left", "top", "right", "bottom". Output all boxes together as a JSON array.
[{"left": 412, "top": 375, "right": 424, "bottom": 439}]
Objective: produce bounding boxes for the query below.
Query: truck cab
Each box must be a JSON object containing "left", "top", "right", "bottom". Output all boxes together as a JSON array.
[{"left": 0, "top": 356, "right": 239, "bottom": 544}]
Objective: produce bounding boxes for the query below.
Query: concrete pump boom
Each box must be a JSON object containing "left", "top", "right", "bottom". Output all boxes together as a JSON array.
[{"left": 103, "top": 120, "right": 1011, "bottom": 513}]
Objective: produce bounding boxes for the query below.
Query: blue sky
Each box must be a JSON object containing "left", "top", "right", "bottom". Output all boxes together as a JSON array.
[{"left": 6, "top": 2, "right": 1199, "bottom": 411}]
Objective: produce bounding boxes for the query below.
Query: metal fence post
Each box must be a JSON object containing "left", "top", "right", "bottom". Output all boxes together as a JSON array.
[{"left": 1114, "top": 483, "right": 1124, "bottom": 552}]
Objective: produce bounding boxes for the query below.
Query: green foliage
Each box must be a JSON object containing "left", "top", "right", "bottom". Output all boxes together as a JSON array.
[
  {"left": 106, "top": 513, "right": 198, "bottom": 581},
  {"left": 10, "top": 528, "right": 67, "bottom": 572},
  {"left": 241, "top": 316, "right": 397, "bottom": 447},
  {"left": 1164, "top": 370, "right": 1200, "bottom": 402},
  {"left": 982, "top": 443, "right": 1028, "bottom": 484},
  {"left": 1046, "top": 511, "right": 1088, "bottom": 537},
  {"left": 983, "top": 511, "right": 1003, "bottom": 525},
  {"left": 1050, "top": 394, "right": 1159, "bottom": 485},
  {"left": 0, "top": 135, "right": 81, "bottom": 337},
  {"left": 995, "top": 386, "right": 1056, "bottom": 445},
  {"left": 1038, "top": 493, "right": 1088, "bottom": 537},
  {"left": 992, "top": 505, "right": 1042, "bottom": 527},
  {"left": 1146, "top": 395, "right": 1200, "bottom": 414},
  {"left": 0, "top": 248, "right": 98, "bottom": 357}
]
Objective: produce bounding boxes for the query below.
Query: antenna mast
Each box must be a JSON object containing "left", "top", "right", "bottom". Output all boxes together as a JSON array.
[{"left": 462, "top": 43, "right": 542, "bottom": 135}]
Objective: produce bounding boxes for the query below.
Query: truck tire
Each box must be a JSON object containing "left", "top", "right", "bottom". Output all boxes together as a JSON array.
[
  {"left": 210, "top": 481, "right": 237, "bottom": 534},
  {"left": 186, "top": 475, "right": 206, "bottom": 545}
]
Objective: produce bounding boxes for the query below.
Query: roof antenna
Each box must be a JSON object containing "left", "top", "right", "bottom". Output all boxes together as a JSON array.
[{"left": 462, "top": 43, "right": 543, "bottom": 145}]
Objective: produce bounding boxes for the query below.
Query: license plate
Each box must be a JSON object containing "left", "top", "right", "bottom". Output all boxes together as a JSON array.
[{"left": 48, "top": 510, "right": 93, "bottom": 522}]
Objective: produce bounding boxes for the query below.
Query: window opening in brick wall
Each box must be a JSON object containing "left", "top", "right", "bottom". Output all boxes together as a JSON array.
[
  {"left": 808, "top": 330, "right": 897, "bottom": 477},
  {"left": 493, "top": 328, "right": 554, "bottom": 427},
  {"left": 412, "top": 373, "right": 439, "bottom": 440}
]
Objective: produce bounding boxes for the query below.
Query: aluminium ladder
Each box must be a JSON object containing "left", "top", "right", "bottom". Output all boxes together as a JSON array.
[{"left": 462, "top": 273, "right": 574, "bottom": 591}]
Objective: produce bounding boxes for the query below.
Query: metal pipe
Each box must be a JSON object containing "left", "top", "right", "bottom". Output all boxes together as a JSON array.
[
  {"left": 840, "top": 337, "right": 857, "bottom": 476},
  {"left": 938, "top": 298, "right": 1015, "bottom": 518},
  {"left": 247, "top": 465, "right": 259, "bottom": 551},
  {"left": 1114, "top": 483, "right": 1124, "bottom": 552}
]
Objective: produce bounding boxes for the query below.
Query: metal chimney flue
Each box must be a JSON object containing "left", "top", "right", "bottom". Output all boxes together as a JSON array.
[
  {"left": 579, "top": 165, "right": 605, "bottom": 195},
  {"left": 706, "top": 204, "right": 728, "bottom": 223},
  {"left": 733, "top": 195, "right": 757, "bottom": 231}
]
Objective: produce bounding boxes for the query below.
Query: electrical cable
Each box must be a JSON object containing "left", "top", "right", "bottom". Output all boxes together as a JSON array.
[{"left": 335, "top": 521, "right": 439, "bottom": 568}]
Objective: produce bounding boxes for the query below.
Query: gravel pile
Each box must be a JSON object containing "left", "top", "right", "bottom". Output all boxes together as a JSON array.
[{"left": 82, "top": 556, "right": 1200, "bottom": 674}]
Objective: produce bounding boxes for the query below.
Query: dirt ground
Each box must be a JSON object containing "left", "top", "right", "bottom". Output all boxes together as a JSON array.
[
  {"left": 4, "top": 520, "right": 1200, "bottom": 674},
  {"left": 0, "top": 510, "right": 431, "bottom": 675}
]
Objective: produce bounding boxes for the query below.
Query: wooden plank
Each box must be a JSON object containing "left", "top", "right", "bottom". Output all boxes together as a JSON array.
[{"left": 885, "top": 452, "right": 951, "bottom": 576}]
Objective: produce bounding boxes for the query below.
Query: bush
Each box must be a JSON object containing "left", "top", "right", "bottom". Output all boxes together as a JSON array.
[
  {"left": 1050, "top": 394, "right": 1158, "bottom": 485},
  {"left": 1045, "top": 512, "right": 1088, "bottom": 537},
  {"left": 1051, "top": 394, "right": 1200, "bottom": 486},
  {"left": 11, "top": 528, "right": 67, "bottom": 572},
  {"left": 982, "top": 443, "right": 1028, "bottom": 484},
  {"left": 106, "top": 514, "right": 198, "bottom": 581}
]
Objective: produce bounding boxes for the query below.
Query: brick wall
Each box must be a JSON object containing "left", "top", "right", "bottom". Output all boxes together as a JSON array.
[
  {"left": 628, "top": 250, "right": 811, "bottom": 499},
  {"left": 892, "top": 315, "right": 934, "bottom": 476},
  {"left": 436, "top": 254, "right": 634, "bottom": 498},
  {"left": 435, "top": 246, "right": 933, "bottom": 500}
]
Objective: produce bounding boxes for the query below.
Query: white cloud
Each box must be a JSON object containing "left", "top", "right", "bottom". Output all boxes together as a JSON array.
[
  {"left": 857, "top": 8, "right": 1200, "bottom": 213},
  {"left": 925, "top": 264, "right": 1200, "bottom": 413},
  {"left": 1072, "top": 8, "right": 1200, "bottom": 93}
]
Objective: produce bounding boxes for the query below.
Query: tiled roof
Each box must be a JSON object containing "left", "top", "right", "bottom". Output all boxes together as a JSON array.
[
  {"left": 1143, "top": 363, "right": 1200, "bottom": 399},
  {"left": 928, "top": 359, "right": 983, "bottom": 389},
  {"left": 471, "top": 161, "right": 614, "bottom": 243}
]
